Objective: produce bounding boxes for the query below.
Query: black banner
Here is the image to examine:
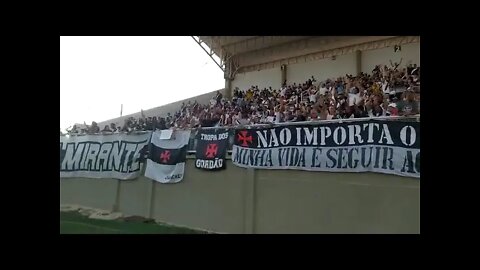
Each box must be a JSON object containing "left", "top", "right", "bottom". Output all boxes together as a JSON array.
[
  {"left": 232, "top": 119, "right": 420, "bottom": 178},
  {"left": 195, "top": 128, "right": 229, "bottom": 170}
]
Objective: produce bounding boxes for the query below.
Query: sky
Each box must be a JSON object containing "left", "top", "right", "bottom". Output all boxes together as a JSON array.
[{"left": 60, "top": 36, "right": 225, "bottom": 131}]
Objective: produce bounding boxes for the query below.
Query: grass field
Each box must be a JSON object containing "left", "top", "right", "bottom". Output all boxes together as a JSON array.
[{"left": 60, "top": 211, "right": 206, "bottom": 234}]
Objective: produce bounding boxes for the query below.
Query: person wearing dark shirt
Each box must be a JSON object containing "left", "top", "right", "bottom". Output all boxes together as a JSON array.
[
  {"left": 354, "top": 103, "right": 368, "bottom": 118},
  {"left": 396, "top": 91, "right": 419, "bottom": 116},
  {"left": 135, "top": 119, "right": 143, "bottom": 131},
  {"left": 407, "top": 64, "right": 413, "bottom": 76},
  {"left": 157, "top": 117, "right": 167, "bottom": 130},
  {"left": 67, "top": 125, "right": 79, "bottom": 134},
  {"left": 102, "top": 125, "right": 112, "bottom": 132},
  {"left": 293, "top": 109, "right": 307, "bottom": 122},
  {"left": 200, "top": 116, "right": 220, "bottom": 127},
  {"left": 343, "top": 105, "right": 355, "bottom": 119},
  {"left": 145, "top": 117, "right": 153, "bottom": 130},
  {"left": 215, "top": 91, "right": 223, "bottom": 104},
  {"left": 87, "top": 121, "right": 100, "bottom": 134},
  {"left": 411, "top": 64, "right": 419, "bottom": 76},
  {"left": 370, "top": 104, "right": 384, "bottom": 117}
]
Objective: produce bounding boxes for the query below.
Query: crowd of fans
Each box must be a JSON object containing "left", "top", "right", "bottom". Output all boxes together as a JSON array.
[{"left": 64, "top": 61, "right": 420, "bottom": 135}]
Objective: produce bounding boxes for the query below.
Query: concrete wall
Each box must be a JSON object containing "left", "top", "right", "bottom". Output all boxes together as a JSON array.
[
  {"left": 97, "top": 88, "right": 226, "bottom": 128},
  {"left": 229, "top": 41, "right": 420, "bottom": 91},
  {"left": 232, "top": 67, "right": 282, "bottom": 91},
  {"left": 254, "top": 169, "right": 419, "bottom": 234},
  {"left": 287, "top": 53, "right": 357, "bottom": 84},
  {"left": 361, "top": 42, "right": 420, "bottom": 74},
  {"left": 60, "top": 178, "right": 119, "bottom": 211},
  {"left": 151, "top": 161, "right": 248, "bottom": 233},
  {"left": 60, "top": 158, "right": 420, "bottom": 234}
]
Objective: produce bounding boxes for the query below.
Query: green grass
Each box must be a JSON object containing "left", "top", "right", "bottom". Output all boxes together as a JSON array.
[{"left": 60, "top": 211, "right": 206, "bottom": 234}]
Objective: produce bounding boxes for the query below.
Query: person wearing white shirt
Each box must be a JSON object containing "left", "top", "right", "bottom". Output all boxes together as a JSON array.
[
  {"left": 348, "top": 87, "right": 360, "bottom": 107},
  {"left": 319, "top": 83, "right": 328, "bottom": 96},
  {"left": 309, "top": 87, "right": 317, "bottom": 103}
]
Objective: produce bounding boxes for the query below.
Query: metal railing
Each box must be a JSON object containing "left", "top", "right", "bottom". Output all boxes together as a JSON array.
[
  {"left": 61, "top": 115, "right": 420, "bottom": 154},
  {"left": 198, "top": 115, "right": 420, "bottom": 130}
]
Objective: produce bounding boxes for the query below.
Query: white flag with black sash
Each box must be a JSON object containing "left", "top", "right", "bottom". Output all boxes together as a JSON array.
[{"left": 144, "top": 130, "right": 191, "bottom": 183}]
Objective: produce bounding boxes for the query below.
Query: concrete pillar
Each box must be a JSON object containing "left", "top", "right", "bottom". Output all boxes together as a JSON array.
[
  {"left": 281, "top": 64, "right": 287, "bottom": 85},
  {"left": 224, "top": 77, "right": 232, "bottom": 100},
  {"left": 356, "top": 50, "right": 362, "bottom": 75}
]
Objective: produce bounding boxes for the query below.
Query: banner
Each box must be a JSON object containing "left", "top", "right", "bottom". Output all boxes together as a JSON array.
[
  {"left": 232, "top": 119, "right": 420, "bottom": 178},
  {"left": 144, "top": 130, "right": 191, "bottom": 183},
  {"left": 195, "top": 128, "right": 229, "bottom": 170},
  {"left": 60, "top": 132, "right": 151, "bottom": 179}
]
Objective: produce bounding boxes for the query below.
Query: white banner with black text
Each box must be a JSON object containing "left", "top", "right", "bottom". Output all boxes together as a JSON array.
[{"left": 60, "top": 132, "right": 152, "bottom": 179}]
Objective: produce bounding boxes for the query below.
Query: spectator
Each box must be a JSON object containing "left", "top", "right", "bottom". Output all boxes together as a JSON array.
[
  {"left": 121, "top": 119, "right": 132, "bottom": 132},
  {"left": 348, "top": 87, "right": 360, "bottom": 107},
  {"left": 102, "top": 125, "right": 112, "bottom": 133},
  {"left": 335, "top": 79, "right": 345, "bottom": 96},
  {"left": 284, "top": 110, "right": 294, "bottom": 122},
  {"left": 354, "top": 100, "right": 369, "bottom": 118},
  {"left": 215, "top": 90, "right": 223, "bottom": 105},
  {"left": 386, "top": 103, "right": 399, "bottom": 116},
  {"left": 342, "top": 105, "right": 355, "bottom": 119},
  {"left": 158, "top": 117, "right": 166, "bottom": 130},
  {"left": 390, "top": 58, "right": 403, "bottom": 71},
  {"left": 369, "top": 103, "right": 385, "bottom": 117},
  {"left": 85, "top": 121, "right": 100, "bottom": 134},
  {"left": 66, "top": 125, "right": 79, "bottom": 134},
  {"left": 327, "top": 106, "right": 337, "bottom": 120},
  {"left": 308, "top": 108, "right": 320, "bottom": 121},
  {"left": 411, "top": 64, "right": 420, "bottom": 76},
  {"left": 293, "top": 108, "right": 307, "bottom": 122},
  {"left": 68, "top": 63, "right": 420, "bottom": 133},
  {"left": 318, "top": 83, "right": 328, "bottom": 96},
  {"left": 396, "top": 90, "right": 419, "bottom": 116}
]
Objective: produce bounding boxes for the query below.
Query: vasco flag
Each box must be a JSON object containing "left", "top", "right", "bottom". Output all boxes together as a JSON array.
[
  {"left": 144, "top": 130, "right": 191, "bottom": 183},
  {"left": 195, "top": 128, "right": 229, "bottom": 170},
  {"left": 232, "top": 119, "right": 420, "bottom": 178}
]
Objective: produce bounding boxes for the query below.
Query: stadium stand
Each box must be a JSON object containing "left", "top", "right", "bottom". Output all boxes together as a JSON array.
[{"left": 66, "top": 63, "right": 420, "bottom": 135}]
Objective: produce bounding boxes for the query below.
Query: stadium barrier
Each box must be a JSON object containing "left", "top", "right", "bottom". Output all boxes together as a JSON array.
[{"left": 60, "top": 116, "right": 420, "bottom": 233}]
